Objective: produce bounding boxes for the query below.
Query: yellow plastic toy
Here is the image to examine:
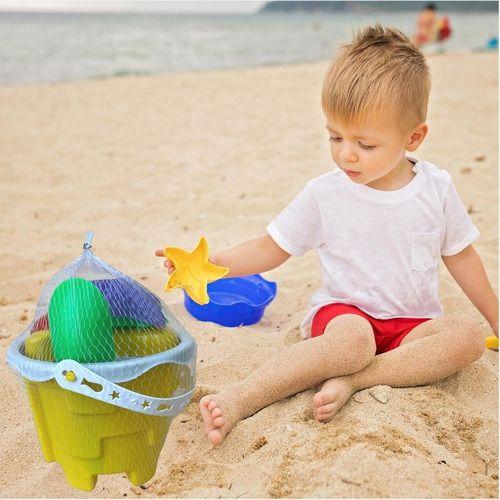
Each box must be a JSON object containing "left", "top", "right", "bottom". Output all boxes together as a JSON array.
[
  {"left": 23, "top": 328, "right": 182, "bottom": 491},
  {"left": 7, "top": 235, "right": 197, "bottom": 491},
  {"left": 485, "top": 335, "right": 498, "bottom": 350},
  {"left": 164, "top": 236, "right": 229, "bottom": 305}
]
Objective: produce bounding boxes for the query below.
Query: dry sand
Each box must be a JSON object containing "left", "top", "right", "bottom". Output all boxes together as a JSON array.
[{"left": 0, "top": 51, "right": 498, "bottom": 498}]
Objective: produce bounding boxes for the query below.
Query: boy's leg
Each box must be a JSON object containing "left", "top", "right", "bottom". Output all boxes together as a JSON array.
[
  {"left": 314, "top": 315, "right": 485, "bottom": 421},
  {"left": 200, "top": 314, "right": 376, "bottom": 444}
]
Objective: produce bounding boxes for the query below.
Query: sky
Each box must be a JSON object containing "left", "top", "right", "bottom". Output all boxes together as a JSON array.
[{"left": 0, "top": 0, "right": 267, "bottom": 14}]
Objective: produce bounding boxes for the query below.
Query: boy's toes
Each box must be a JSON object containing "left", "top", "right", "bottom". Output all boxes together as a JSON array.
[
  {"left": 313, "top": 394, "right": 322, "bottom": 407},
  {"left": 200, "top": 396, "right": 215, "bottom": 416},
  {"left": 313, "top": 392, "right": 329, "bottom": 408},
  {"left": 211, "top": 407, "right": 222, "bottom": 419},
  {"left": 316, "top": 402, "right": 335, "bottom": 414},
  {"left": 213, "top": 416, "right": 224, "bottom": 427},
  {"left": 200, "top": 396, "right": 212, "bottom": 415},
  {"left": 316, "top": 409, "right": 336, "bottom": 422},
  {"left": 198, "top": 393, "right": 238, "bottom": 445},
  {"left": 200, "top": 395, "right": 213, "bottom": 409},
  {"left": 200, "top": 400, "right": 214, "bottom": 432},
  {"left": 207, "top": 429, "right": 224, "bottom": 446},
  {"left": 312, "top": 378, "right": 356, "bottom": 422}
]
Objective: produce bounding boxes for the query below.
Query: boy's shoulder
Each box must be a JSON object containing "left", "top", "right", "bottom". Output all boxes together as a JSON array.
[
  {"left": 415, "top": 158, "right": 454, "bottom": 192},
  {"left": 417, "top": 158, "right": 450, "bottom": 179}
]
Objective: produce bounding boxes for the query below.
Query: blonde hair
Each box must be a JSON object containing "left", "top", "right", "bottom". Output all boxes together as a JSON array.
[{"left": 322, "top": 24, "right": 431, "bottom": 132}]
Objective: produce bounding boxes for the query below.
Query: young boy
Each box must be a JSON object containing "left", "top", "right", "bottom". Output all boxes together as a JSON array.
[{"left": 157, "top": 25, "right": 498, "bottom": 445}]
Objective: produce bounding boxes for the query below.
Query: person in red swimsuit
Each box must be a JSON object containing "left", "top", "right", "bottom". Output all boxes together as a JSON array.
[
  {"left": 413, "top": 3, "right": 439, "bottom": 48},
  {"left": 413, "top": 3, "right": 452, "bottom": 48}
]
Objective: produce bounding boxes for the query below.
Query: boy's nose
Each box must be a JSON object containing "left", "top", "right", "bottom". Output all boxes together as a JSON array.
[{"left": 339, "top": 145, "right": 358, "bottom": 163}]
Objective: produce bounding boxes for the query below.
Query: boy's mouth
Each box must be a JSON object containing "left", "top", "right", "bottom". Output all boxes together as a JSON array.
[{"left": 344, "top": 169, "right": 361, "bottom": 178}]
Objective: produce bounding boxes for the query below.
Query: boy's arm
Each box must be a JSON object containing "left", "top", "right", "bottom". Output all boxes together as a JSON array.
[
  {"left": 211, "top": 235, "right": 291, "bottom": 278},
  {"left": 442, "top": 245, "right": 499, "bottom": 335}
]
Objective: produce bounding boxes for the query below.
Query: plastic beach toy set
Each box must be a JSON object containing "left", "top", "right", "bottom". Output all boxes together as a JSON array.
[
  {"left": 7, "top": 235, "right": 196, "bottom": 491},
  {"left": 7, "top": 234, "right": 277, "bottom": 491}
]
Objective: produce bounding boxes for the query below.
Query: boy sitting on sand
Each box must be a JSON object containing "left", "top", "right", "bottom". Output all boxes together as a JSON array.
[{"left": 157, "top": 25, "right": 498, "bottom": 445}]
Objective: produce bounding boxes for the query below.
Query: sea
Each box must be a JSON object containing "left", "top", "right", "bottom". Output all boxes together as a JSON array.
[{"left": 0, "top": 10, "right": 497, "bottom": 85}]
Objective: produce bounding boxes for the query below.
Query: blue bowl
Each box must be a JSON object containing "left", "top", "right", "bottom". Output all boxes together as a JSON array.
[{"left": 183, "top": 274, "right": 277, "bottom": 327}]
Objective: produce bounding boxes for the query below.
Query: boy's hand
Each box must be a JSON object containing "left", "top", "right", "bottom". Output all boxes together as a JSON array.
[{"left": 155, "top": 249, "right": 175, "bottom": 274}]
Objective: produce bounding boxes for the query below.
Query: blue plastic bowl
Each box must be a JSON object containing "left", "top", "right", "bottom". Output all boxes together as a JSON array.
[{"left": 183, "top": 274, "right": 277, "bottom": 327}]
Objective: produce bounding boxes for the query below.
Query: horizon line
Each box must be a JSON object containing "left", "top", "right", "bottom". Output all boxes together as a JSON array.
[{"left": 0, "top": 1, "right": 266, "bottom": 14}]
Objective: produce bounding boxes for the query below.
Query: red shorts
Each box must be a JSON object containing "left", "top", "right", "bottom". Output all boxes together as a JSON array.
[{"left": 311, "top": 303, "right": 432, "bottom": 355}]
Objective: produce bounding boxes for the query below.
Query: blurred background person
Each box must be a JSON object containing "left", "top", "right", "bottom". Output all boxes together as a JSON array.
[{"left": 413, "top": 2, "right": 452, "bottom": 48}]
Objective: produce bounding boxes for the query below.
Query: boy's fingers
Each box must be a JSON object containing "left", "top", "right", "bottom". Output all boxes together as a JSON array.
[
  {"left": 163, "top": 261, "right": 175, "bottom": 272},
  {"left": 154, "top": 249, "right": 175, "bottom": 274}
]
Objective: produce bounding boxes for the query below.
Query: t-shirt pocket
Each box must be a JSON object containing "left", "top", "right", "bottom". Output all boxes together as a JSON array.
[{"left": 410, "top": 230, "right": 440, "bottom": 272}]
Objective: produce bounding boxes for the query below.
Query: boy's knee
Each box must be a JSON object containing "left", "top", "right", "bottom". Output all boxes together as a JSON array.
[
  {"left": 352, "top": 328, "right": 377, "bottom": 370},
  {"left": 452, "top": 316, "right": 485, "bottom": 362},
  {"left": 324, "top": 314, "right": 376, "bottom": 368}
]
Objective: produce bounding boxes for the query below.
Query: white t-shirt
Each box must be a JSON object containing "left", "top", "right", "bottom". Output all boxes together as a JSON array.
[{"left": 267, "top": 157, "right": 480, "bottom": 338}]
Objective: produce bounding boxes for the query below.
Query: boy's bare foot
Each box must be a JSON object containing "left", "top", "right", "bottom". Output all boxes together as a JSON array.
[
  {"left": 199, "top": 394, "right": 240, "bottom": 445},
  {"left": 313, "top": 376, "right": 357, "bottom": 422}
]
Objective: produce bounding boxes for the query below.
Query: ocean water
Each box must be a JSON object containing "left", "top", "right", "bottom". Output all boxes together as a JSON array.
[{"left": 0, "top": 11, "right": 497, "bottom": 85}]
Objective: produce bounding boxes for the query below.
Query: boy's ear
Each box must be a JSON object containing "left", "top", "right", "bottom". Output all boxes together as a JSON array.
[{"left": 406, "top": 123, "right": 428, "bottom": 151}]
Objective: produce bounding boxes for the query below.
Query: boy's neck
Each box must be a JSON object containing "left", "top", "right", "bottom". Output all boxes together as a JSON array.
[{"left": 366, "top": 156, "right": 415, "bottom": 191}]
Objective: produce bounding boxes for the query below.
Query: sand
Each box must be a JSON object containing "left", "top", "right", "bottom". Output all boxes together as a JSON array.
[{"left": 0, "top": 51, "right": 498, "bottom": 498}]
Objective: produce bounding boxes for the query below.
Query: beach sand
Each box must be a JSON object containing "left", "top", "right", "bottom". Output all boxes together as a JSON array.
[{"left": 0, "top": 51, "right": 498, "bottom": 498}]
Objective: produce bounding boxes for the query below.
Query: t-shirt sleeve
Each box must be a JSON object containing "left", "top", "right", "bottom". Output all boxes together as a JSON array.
[
  {"left": 441, "top": 179, "right": 480, "bottom": 256},
  {"left": 267, "top": 184, "right": 323, "bottom": 256}
]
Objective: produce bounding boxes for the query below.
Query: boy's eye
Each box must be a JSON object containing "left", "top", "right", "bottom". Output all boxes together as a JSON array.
[
  {"left": 329, "top": 136, "right": 342, "bottom": 143},
  {"left": 359, "top": 142, "right": 376, "bottom": 150}
]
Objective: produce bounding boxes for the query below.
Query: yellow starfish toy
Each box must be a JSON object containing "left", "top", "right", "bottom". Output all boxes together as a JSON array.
[{"left": 163, "top": 237, "right": 229, "bottom": 305}]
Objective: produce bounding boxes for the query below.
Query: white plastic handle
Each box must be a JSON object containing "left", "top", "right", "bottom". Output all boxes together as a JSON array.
[{"left": 54, "top": 359, "right": 194, "bottom": 416}]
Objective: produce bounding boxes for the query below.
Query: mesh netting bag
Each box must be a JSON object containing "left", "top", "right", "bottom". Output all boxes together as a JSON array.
[{"left": 7, "top": 233, "right": 196, "bottom": 491}]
